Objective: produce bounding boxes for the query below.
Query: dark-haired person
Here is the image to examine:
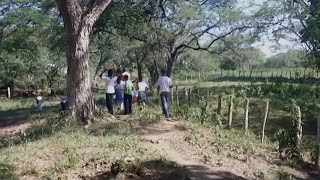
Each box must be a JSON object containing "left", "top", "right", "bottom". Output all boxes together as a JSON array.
[
  {"left": 123, "top": 75, "right": 134, "bottom": 115},
  {"left": 115, "top": 76, "right": 125, "bottom": 112},
  {"left": 138, "top": 79, "right": 148, "bottom": 109},
  {"left": 157, "top": 69, "right": 173, "bottom": 118},
  {"left": 100, "top": 69, "right": 117, "bottom": 115}
]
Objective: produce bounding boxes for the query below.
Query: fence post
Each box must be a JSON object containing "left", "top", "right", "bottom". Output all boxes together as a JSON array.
[
  {"left": 228, "top": 96, "right": 234, "bottom": 128},
  {"left": 171, "top": 89, "right": 174, "bottom": 104},
  {"left": 289, "top": 71, "right": 292, "bottom": 79},
  {"left": 198, "top": 72, "right": 201, "bottom": 82},
  {"left": 185, "top": 75, "right": 188, "bottom": 83},
  {"left": 260, "top": 71, "right": 263, "bottom": 78},
  {"left": 309, "top": 70, "right": 312, "bottom": 78},
  {"left": 261, "top": 101, "right": 269, "bottom": 144},
  {"left": 184, "top": 88, "right": 188, "bottom": 103},
  {"left": 7, "top": 87, "right": 11, "bottom": 99},
  {"left": 293, "top": 104, "right": 302, "bottom": 148},
  {"left": 221, "top": 71, "right": 223, "bottom": 78},
  {"left": 188, "top": 88, "right": 191, "bottom": 106},
  {"left": 218, "top": 95, "right": 222, "bottom": 115},
  {"left": 244, "top": 97, "right": 249, "bottom": 134},
  {"left": 316, "top": 110, "right": 320, "bottom": 170},
  {"left": 176, "top": 86, "right": 179, "bottom": 106}
]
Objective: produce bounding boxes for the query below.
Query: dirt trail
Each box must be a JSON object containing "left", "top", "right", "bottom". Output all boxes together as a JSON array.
[{"left": 140, "top": 120, "right": 244, "bottom": 180}]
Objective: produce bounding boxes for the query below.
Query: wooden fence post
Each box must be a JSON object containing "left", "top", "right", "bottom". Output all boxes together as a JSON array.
[
  {"left": 316, "top": 112, "right": 320, "bottom": 171},
  {"left": 218, "top": 95, "right": 222, "bottom": 115},
  {"left": 290, "top": 71, "right": 292, "bottom": 79},
  {"left": 176, "top": 86, "right": 179, "bottom": 106},
  {"left": 260, "top": 71, "right": 263, "bottom": 78},
  {"left": 228, "top": 96, "right": 234, "bottom": 128},
  {"left": 198, "top": 72, "right": 201, "bottom": 82},
  {"left": 184, "top": 88, "right": 188, "bottom": 103},
  {"left": 171, "top": 89, "right": 174, "bottom": 103},
  {"left": 244, "top": 97, "right": 249, "bottom": 134},
  {"left": 7, "top": 87, "right": 11, "bottom": 99},
  {"left": 293, "top": 104, "right": 302, "bottom": 148},
  {"left": 261, "top": 101, "right": 269, "bottom": 144},
  {"left": 185, "top": 75, "right": 188, "bottom": 83},
  {"left": 188, "top": 88, "right": 191, "bottom": 105}
]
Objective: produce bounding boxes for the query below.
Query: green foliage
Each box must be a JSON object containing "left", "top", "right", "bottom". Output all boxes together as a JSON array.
[
  {"left": 111, "top": 160, "right": 126, "bottom": 175},
  {"left": 0, "top": 163, "right": 18, "bottom": 180},
  {"left": 265, "top": 50, "right": 304, "bottom": 68},
  {"left": 174, "top": 104, "right": 223, "bottom": 127},
  {"left": 0, "top": 2, "right": 65, "bottom": 90},
  {"left": 300, "top": 0, "right": 320, "bottom": 68}
]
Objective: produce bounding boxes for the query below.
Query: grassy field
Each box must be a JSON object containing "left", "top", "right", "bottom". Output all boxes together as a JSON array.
[{"left": 1, "top": 82, "right": 320, "bottom": 179}]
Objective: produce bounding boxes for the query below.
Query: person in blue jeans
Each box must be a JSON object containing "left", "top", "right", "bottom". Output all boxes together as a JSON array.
[
  {"left": 123, "top": 75, "right": 134, "bottom": 115},
  {"left": 157, "top": 69, "right": 173, "bottom": 118},
  {"left": 115, "top": 76, "right": 124, "bottom": 112}
]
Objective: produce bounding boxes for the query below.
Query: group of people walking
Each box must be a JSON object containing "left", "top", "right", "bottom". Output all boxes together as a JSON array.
[{"left": 101, "top": 68, "right": 173, "bottom": 118}]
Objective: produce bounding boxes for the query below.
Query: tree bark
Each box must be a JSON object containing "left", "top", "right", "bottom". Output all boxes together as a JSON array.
[
  {"left": 137, "top": 59, "right": 143, "bottom": 82},
  {"left": 166, "top": 53, "right": 177, "bottom": 77},
  {"left": 55, "top": 0, "right": 111, "bottom": 121}
]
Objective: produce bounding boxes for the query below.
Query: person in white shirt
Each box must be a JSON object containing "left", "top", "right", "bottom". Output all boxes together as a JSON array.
[
  {"left": 138, "top": 79, "right": 148, "bottom": 108},
  {"left": 157, "top": 69, "right": 173, "bottom": 118},
  {"left": 115, "top": 76, "right": 125, "bottom": 111},
  {"left": 100, "top": 69, "right": 117, "bottom": 115}
]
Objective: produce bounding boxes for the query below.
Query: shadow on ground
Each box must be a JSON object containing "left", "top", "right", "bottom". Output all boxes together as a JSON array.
[
  {"left": 83, "top": 159, "right": 247, "bottom": 180},
  {"left": 0, "top": 105, "right": 59, "bottom": 128}
]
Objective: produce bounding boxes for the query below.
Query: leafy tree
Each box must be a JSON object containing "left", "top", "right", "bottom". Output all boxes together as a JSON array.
[
  {"left": 0, "top": 1, "right": 66, "bottom": 93},
  {"left": 264, "top": 50, "right": 303, "bottom": 68},
  {"left": 299, "top": 0, "right": 320, "bottom": 68},
  {"left": 54, "top": 0, "right": 112, "bottom": 121}
]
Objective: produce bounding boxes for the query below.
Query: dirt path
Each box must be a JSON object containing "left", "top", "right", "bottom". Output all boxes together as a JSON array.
[{"left": 140, "top": 120, "right": 245, "bottom": 180}]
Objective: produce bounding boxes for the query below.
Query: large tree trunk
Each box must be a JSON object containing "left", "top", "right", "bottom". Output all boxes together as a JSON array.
[
  {"left": 66, "top": 27, "right": 95, "bottom": 120},
  {"left": 55, "top": 0, "right": 111, "bottom": 121},
  {"left": 166, "top": 53, "right": 177, "bottom": 77},
  {"left": 137, "top": 60, "right": 143, "bottom": 82}
]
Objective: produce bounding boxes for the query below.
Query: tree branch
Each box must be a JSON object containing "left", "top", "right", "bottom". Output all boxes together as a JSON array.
[{"left": 82, "top": 0, "right": 112, "bottom": 27}]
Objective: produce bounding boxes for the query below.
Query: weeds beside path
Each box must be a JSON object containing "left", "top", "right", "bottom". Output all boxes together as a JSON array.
[
  {"left": 141, "top": 120, "right": 238, "bottom": 180},
  {"left": 1, "top": 103, "right": 320, "bottom": 179}
]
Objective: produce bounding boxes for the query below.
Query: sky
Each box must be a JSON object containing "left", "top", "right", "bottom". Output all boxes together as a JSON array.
[{"left": 237, "top": 0, "right": 303, "bottom": 58}]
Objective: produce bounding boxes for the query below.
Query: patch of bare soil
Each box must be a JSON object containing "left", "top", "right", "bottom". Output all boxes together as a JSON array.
[
  {"left": 140, "top": 120, "right": 242, "bottom": 180},
  {"left": 140, "top": 120, "right": 319, "bottom": 180}
]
